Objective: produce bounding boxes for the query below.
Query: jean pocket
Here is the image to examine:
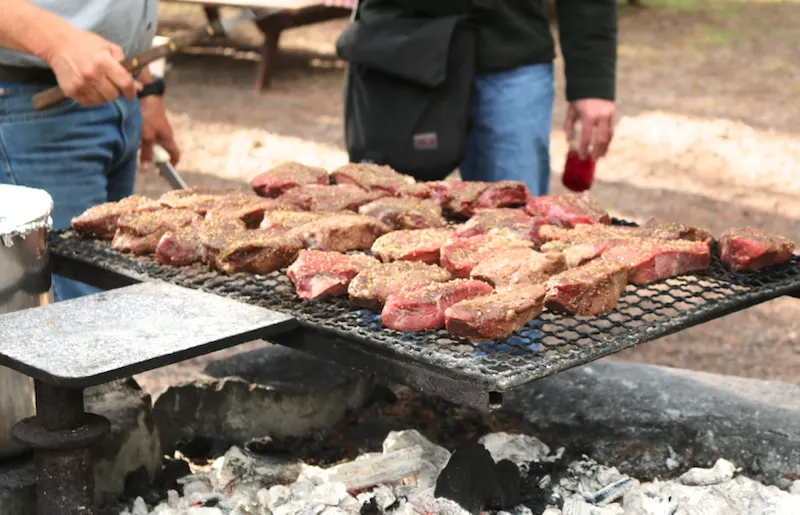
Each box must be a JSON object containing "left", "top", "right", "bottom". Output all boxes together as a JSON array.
[{"left": 0, "top": 89, "right": 80, "bottom": 123}]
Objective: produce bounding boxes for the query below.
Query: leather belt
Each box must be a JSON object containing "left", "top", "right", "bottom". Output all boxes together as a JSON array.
[{"left": 0, "top": 64, "right": 58, "bottom": 85}]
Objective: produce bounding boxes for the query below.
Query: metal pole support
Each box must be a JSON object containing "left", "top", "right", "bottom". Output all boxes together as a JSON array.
[{"left": 12, "top": 381, "right": 111, "bottom": 515}]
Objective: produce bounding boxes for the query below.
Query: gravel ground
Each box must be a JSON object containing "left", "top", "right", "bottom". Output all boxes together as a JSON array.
[{"left": 133, "top": 0, "right": 800, "bottom": 384}]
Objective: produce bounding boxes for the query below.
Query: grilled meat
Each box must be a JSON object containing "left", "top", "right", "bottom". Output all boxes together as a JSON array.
[
  {"left": 718, "top": 227, "right": 795, "bottom": 272},
  {"left": 330, "top": 163, "right": 415, "bottom": 193},
  {"left": 382, "top": 279, "right": 494, "bottom": 332},
  {"left": 348, "top": 261, "right": 453, "bottom": 310},
  {"left": 158, "top": 187, "right": 252, "bottom": 214},
  {"left": 287, "top": 250, "right": 379, "bottom": 300},
  {"left": 456, "top": 208, "right": 547, "bottom": 243},
  {"left": 445, "top": 284, "right": 546, "bottom": 342},
  {"left": 250, "top": 162, "right": 329, "bottom": 197},
  {"left": 112, "top": 209, "right": 202, "bottom": 255},
  {"left": 526, "top": 193, "right": 611, "bottom": 228},
  {"left": 259, "top": 210, "right": 328, "bottom": 231},
  {"left": 602, "top": 239, "right": 711, "bottom": 284},
  {"left": 278, "top": 184, "right": 388, "bottom": 212},
  {"left": 371, "top": 228, "right": 456, "bottom": 265},
  {"left": 358, "top": 197, "right": 446, "bottom": 230},
  {"left": 475, "top": 181, "right": 530, "bottom": 209},
  {"left": 214, "top": 232, "right": 303, "bottom": 275},
  {"left": 71, "top": 195, "right": 161, "bottom": 239},
  {"left": 640, "top": 218, "right": 714, "bottom": 244},
  {"left": 470, "top": 248, "right": 566, "bottom": 289},
  {"left": 438, "top": 181, "right": 530, "bottom": 217},
  {"left": 288, "top": 213, "right": 391, "bottom": 252},
  {"left": 155, "top": 218, "right": 247, "bottom": 266},
  {"left": 205, "top": 197, "right": 298, "bottom": 228},
  {"left": 439, "top": 233, "right": 534, "bottom": 278},
  {"left": 394, "top": 183, "right": 433, "bottom": 199},
  {"left": 544, "top": 260, "right": 629, "bottom": 316}
]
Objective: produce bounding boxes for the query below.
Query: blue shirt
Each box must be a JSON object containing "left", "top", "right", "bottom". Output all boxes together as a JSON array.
[{"left": 0, "top": 0, "right": 159, "bottom": 67}]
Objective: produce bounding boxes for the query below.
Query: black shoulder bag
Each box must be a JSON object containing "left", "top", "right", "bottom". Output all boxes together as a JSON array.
[{"left": 336, "top": 2, "right": 487, "bottom": 182}]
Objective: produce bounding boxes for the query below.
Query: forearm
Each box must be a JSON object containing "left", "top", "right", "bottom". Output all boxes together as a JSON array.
[
  {"left": 0, "top": 0, "right": 73, "bottom": 63},
  {"left": 555, "top": 0, "right": 618, "bottom": 101},
  {"left": 137, "top": 66, "right": 155, "bottom": 84}
]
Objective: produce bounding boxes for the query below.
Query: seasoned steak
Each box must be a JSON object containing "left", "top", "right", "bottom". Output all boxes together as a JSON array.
[
  {"left": 348, "top": 261, "right": 453, "bottom": 310},
  {"left": 539, "top": 219, "right": 712, "bottom": 246},
  {"left": 382, "top": 279, "right": 494, "bottom": 332},
  {"left": 259, "top": 211, "right": 328, "bottom": 231},
  {"left": 330, "top": 163, "right": 415, "bottom": 193},
  {"left": 475, "top": 181, "right": 530, "bottom": 209},
  {"left": 602, "top": 239, "right": 711, "bottom": 284},
  {"left": 545, "top": 260, "right": 629, "bottom": 316},
  {"left": 279, "top": 184, "right": 388, "bottom": 212},
  {"left": 159, "top": 187, "right": 251, "bottom": 214},
  {"left": 456, "top": 208, "right": 546, "bottom": 243},
  {"left": 214, "top": 232, "right": 303, "bottom": 275},
  {"left": 470, "top": 248, "right": 566, "bottom": 289},
  {"left": 250, "top": 162, "right": 329, "bottom": 197},
  {"left": 288, "top": 213, "right": 391, "bottom": 252},
  {"left": 439, "top": 234, "right": 534, "bottom": 278},
  {"left": 640, "top": 218, "right": 714, "bottom": 244},
  {"left": 112, "top": 209, "right": 202, "bottom": 255},
  {"left": 526, "top": 193, "right": 611, "bottom": 228},
  {"left": 71, "top": 195, "right": 161, "bottom": 239},
  {"left": 439, "top": 181, "right": 530, "bottom": 217},
  {"left": 201, "top": 229, "right": 257, "bottom": 268},
  {"left": 394, "top": 183, "right": 433, "bottom": 199},
  {"left": 445, "top": 284, "right": 546, "bottom": 342},
  {"left": 371, "top": 228, "right": 457, "bottom": 265},
  {"left": 358, "top": 197, "right": 446, "bottom": 230},
  {"left": 718, "top": 227, "right": 795, "bottom": 272},
  {"left": 287, "top": 250, "right": 379, "bottom": 300},
  {"left": 155, "top": 218, "right": 247, "bottom": 266},
  {"left": 205, "top": 197, "right": 298, "bottom": 228}
]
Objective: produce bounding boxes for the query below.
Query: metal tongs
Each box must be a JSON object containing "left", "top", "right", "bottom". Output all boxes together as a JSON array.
[{"left": 153, "top": 144, "right": 189, "bottom": 190}]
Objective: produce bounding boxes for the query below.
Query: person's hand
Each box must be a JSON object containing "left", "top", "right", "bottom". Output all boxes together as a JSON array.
[
  {"left": 564, "top": 99, "right": 616, "bottom": 161},
  {"left": 138, "top": 95, "right": 180, "bottom": 172},
  {"left": 44, "top": 26, "right": 141, "bottom": 107}
]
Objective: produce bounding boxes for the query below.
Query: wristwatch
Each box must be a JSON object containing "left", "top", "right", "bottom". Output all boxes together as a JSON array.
[{"left": 137, "top": 75, "right": 166, "bottom": 98}]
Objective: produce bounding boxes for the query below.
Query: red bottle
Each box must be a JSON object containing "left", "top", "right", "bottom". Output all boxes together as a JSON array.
[{"left": 562, "top": 146, "right": 596, "bottom": 192}]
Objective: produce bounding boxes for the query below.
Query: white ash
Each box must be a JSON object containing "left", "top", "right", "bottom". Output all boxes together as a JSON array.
[{"left": 119, "top": 431, "right": 800, "bottom": 515}]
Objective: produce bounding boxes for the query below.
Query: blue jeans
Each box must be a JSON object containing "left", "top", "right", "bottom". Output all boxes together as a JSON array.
[
  {"left": 460, "top": 63, "right": 555, "bottom": 197},
  {"left": 0, "top": 82, "right": 142, "bottom": 301}
]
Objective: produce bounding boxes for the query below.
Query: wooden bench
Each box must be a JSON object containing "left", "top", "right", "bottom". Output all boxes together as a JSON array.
[{"left": 162, "top": 0, "right": 353, "bottom": 90}]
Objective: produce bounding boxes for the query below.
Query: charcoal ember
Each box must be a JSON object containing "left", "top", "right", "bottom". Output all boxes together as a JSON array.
[
  {"left": 205, "top": 197, "right": 299, "bottom": 228},
  {"left": 111, "top": 209, "right": 202, "bottom": 255},
  {"left": 440, "top": 234, "right": 534, "bottom": 279},
  {"left": 156, "top": 218, "right": 247, "bottom": 266},
  {"left": 381, "top": 279, "right": 493, "bottom": 332},
  {"left": 71, "top": 195, "right": 161, "bottom": 239},
  {"left": 358, "top": 197, "right": 446, "bottom": 230},
  {"left": 525, "top": 193, "right": 611, "bottom": 228},
  {"left": 394, "top": 182, "right": 433, "bottom": 199},
  {"left": 214, "top": 232, "right": 304, "bottom": 275},
  {"left": 470, "top": 248, "right": 566, "bottom": 289},
  {"left": 287, "top": 250, "right": 380, "bottom": 300},
  {"left": 279, "top": 184, "right": 389, "bottom": 212},
  {"left": 259, "top": 210, "right": 328, "bottom": 231},
  {"left": 371, "top": 228, "right": 457, "bottom": 265},
  {"left": 545, "top": 260, "right": 628, "bottom": 316},
  {"left": 456, "top": 208, "right": 547, "bottom": 243},
  {"left": 444, "top": 284, "right": 546, "bottom": 342},
  {"left": 602, "top": 239, "right": 711, "bottom": 284},
  {"left": 348, "top": 261, "right": 453, "bottom": 310},
  {"left": 250, "top": 161, "right": 329, "bottom": 197},
  {"left": 288, "top": 213, "right": 391, "bottom": 253},
  {"left": 718, "top": 227, "right": 795, "bottom": 272},
  {"left": 330, "top": 162, "right": 415, "bottom": 193}
]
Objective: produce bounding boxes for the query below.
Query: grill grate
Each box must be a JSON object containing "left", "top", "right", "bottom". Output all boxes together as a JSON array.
[{"left": 49, "top": 227, "right": 800, "bottom": 396}]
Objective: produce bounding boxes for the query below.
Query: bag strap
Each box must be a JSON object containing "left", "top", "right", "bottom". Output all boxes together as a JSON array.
[{"left": 351, "top": 0, "right": 494, "bottom": 22}]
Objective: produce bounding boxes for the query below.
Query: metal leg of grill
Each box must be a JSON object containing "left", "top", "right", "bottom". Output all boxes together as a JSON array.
[{"left": 12, "top": 381, "right": 111, "bottom": 515}]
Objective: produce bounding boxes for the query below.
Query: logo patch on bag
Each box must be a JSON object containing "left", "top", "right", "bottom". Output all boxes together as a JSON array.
[{"left": 413, "top": 132, "right": 438, "bottom": 151}]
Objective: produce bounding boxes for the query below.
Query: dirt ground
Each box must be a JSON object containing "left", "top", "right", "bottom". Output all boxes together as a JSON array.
[{"left": 134, "top": 0, "right": 800, "bottom": 384}]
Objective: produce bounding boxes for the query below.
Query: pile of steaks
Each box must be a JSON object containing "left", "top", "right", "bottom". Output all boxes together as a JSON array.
[{"left": 71, "top": 162, "right": 796, "bottom": 343}]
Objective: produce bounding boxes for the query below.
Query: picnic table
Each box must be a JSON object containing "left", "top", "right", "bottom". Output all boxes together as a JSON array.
[{"left": 163, "top": 0, "right": 356, "bottom": 90}]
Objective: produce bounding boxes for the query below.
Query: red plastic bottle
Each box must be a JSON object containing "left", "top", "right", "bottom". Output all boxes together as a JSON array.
[{"left": 562, "top": 144, "right": 596, "bottom": 192}]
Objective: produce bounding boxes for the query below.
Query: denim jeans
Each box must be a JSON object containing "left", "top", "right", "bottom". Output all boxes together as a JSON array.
[
  {"left": 0, "top": 82, "right": 142, "bottom": 301},
  {"left": 460, "top": 63, "right": 555, "bottom": 197}
]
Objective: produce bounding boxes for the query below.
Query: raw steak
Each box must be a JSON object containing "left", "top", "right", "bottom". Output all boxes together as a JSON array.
[
  {"left": 718, "top": 227, "right": 795, "bottom": 272},
  {"left": 602, "top": 239, "right": 711, "bottom": 284},
  {"left": 155, "top": 218, "right": 247, "bottom": 266},
  {"left": 205, "top": 197, "right": 297, "bottom": 228},
  {"left": 371, "top": 228, "right": 457, "bottom": 265},
  {"left": 250, "top": 162, "right": 329, "bottom": 197},
  {"left": 288, "top": 213, "right": 391, "bottom": 252},
  {"left": 525, "top": 193, "right": 611, "bottom": 228},
  {"left": 470, "top": 248, "right": 566, "bottom": 289},
  {"left": 456, "top": 208, "right": 547, "bottom": 243},
  {"left": 382, "top": 280, "right": 494, "bottom": 332},
  {"left": 475, "top": 181, "right": 530, "bottom": 209},
  {"left": 287, "top": 250, "right": 379, "bottom": 300},
  {"left": 348, "top": 261, "right": 453, "bottom": 310},
  {"left": 545, "top": 260, "right": 629, "bottom": 316},
  {"left": 214, "top": 232, "right": 303, "bottom": 275},
  {"left": 445, "top": 284, "right": 546, "bottom": 342},
  {"left": 394, "top": 183, "right": 433, "bottom": 199},
  {"left": 439, "top": 234, "right": 534, "bottom": 278},
  {"left": 539, "top": 219, "right": 712, "bottom": 246},
  {"left": 640, "top": 218, "right": 714, "bottom": 244},
  {"left": 71, "top": 195, "right": 161, "bottom": 239},
  {"left": 439, "top": 181, "right": 530, "bottom": 217},
  {"left": 358, "top": 197, "right": 446, "bottom": 230},
  {"left": 159, "top": 187, "right": 251, "bottom": 214},
  {"left": 330, "top": 163, "right": 415, "bottom": 193},
  {"left": 279, "top": 184, "right": 388, "bottom": 212},
  {"left": 112, "top": 209, "right": 202, "bottom": 255},
  {"left": 259, "top": 211, "right": 328, "bottom": 231}
]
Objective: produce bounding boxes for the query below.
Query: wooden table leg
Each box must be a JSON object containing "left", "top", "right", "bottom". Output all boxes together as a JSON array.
[{"left": 256, "top": 28, "right": 283, "bottom": 91}]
